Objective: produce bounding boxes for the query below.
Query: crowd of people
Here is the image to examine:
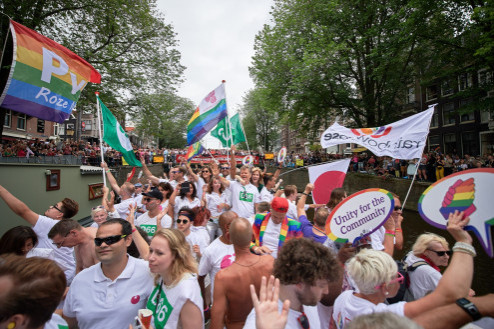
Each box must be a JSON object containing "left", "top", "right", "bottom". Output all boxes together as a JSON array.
[{"left": 0, "top": 143, "right": 493, "bottom": 329}]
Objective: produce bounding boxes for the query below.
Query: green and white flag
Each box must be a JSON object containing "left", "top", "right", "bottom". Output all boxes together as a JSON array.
[
  {"left": 211, "top": 113, "right": 246, "bottom": 147},
  {"left": 97, "top": 96, "right": 141, "bottom": 167}
]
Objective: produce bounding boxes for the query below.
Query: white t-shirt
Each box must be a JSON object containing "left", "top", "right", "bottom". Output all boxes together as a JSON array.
[
  {"left": 174, "top": 197, "right": 201, "bottom": 219},
  {"left": 262, "top": 219, "right": 282, "bottom": 259},
  {"left": 195, "top": 177, "right": 207, "bottom": 200},
  {"left": 185, "top": 230, "right": 209, "bottom": 260},
  {"left": 259, "top": 186, "right": 274, "bottom": 203},
  {"left": 369, "top": 226, "right": 385, "bottom": 250},
  {"left": 244, "top": 300, "right": 321, "bottom": 329},
  {"left": 114, "top": 198, "right": 135, "bottom": 219},
  {"left": 205, "top": 191, "right": 230, "bottom": 219},
  {"left": 404, "top": 252, "right": 442, "bottom": 300},
  {"left": 43, "top": 313, "right": 68, "bottom": 329},
  {"left": 33, "top": 215, "right": 76, "bottom": 284},
  {"left": 63, "top": 256, "right": 154, "bottom": 329},
  {"left": 287, "top": 200, "right": 298, "bottom": 221},
  {"left": 228, "top": 181, "right": 260, "bottom": 219},
  {"left": 198, "top": 237, "right": 235, "bottom": 297},
  {"left": 332, "top": 290, "right": 406, "bottom": 329},
  {"left": 146, "top": 273, "right": 203, "bottom": 329},
  {"left": 159, "top": 178, "right": 178, "bottom": 189},
  {"left": 135, "top": 211, "right": 173, "bottom": 236}
]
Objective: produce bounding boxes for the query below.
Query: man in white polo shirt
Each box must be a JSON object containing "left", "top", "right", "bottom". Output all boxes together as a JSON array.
[
  {"left": 63, "top": 218, "right": 154, "bottom": 329},
  {"left": 0, "top": 184, "right": 79, "bottom": 284}
]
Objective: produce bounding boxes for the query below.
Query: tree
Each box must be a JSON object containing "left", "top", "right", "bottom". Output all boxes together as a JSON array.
[
  {"left": 133, "top": 92, "right": 195, "bottom": 149},
  {"left": 240, "top": 88, "right": 280, "bottom": 152}
]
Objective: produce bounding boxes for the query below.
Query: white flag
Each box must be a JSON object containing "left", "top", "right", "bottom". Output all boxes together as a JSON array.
[
  {"left": 308, "top": 159, "right": 351, "bottom": 204},
  {"left": 321, "top": 105, "right": 435, "bottom": 159}
]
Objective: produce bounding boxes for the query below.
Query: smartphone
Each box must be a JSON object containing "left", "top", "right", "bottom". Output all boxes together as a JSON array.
[{"left": 180, "top": 182, "right": 190, "bottom": 194}]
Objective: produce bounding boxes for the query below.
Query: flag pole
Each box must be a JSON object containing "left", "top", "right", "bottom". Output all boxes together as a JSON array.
[
  {"left": 237, "top": 113, "right": 251, "bottom": 155},
  {"left": 222, "top": 80, "right": 235, "bottom": 150},
  {"left": 95, "top": 92, "right": 107, "bottom": 187},
  {"left": 202, "top": 143, "right": 219, "bottom": 165}
]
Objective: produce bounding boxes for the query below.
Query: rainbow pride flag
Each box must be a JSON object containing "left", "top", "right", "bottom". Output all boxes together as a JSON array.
[
  {"left": 0, "top": 20, "right": 101, "bottom": 123},
  {"left": 185, "top": 142, "right": 205, "bottom": 162},
  {"left": 187, "top": 83, "right": 227, "bottom": 145}
]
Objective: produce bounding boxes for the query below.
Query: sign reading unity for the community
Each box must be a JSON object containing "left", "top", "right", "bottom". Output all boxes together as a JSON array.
[
  {"left": 0, "top": 20, "right": 101, "bottom": 123},
  {"left": 325, "top": 188, "right": 394, "bottom": 245},
  {"left": 418, "top": 169, "right": 494, "bottom": 257},
  {"left": 320, "top": 105, "right": 435, "bottom": 159}
]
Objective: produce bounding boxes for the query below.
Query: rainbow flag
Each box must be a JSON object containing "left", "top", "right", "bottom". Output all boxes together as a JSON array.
[
  {"left": 0, "top": 20, "right": 101, "bottom": 123},
  {"left": 185, "top": 142, "right": 205, "bottom": 162},
  {"left": 187, "top": 83, "right": 227, "bottom": 145}
]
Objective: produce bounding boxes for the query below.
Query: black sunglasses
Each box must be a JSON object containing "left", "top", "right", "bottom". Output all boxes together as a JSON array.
[
  {"left": 221, "top": 167, "right": 230, "bottom": 170},
  {"left": 142, "top": 197, "right": 155, "bottom": 202},
  {"left": 176, "top": 219, "right": 189, "bottom": 224},
  {"left": 52, "top": 204, "right": 63, "bottom": 213},
  {"left": 394, "top": 206, "right": 402, "bottom": 211},
  {"left": 94, "top": 234, "right": 128, "bottom": 247},
  {"left": 297, "top": 313, "right": 310, "bottom": 329},
  {"left": 427, "top": 249, "right": 452, "bottom": 257}
]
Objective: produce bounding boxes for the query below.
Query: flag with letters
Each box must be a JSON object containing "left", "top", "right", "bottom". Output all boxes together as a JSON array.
[{"left": 0, "top": 20, "right": 101, "bottom": 123}]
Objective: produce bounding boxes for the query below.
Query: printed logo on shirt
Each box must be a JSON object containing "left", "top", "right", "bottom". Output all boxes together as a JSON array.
[
  {"left": 147, "top": 285, "right": 173, "bottom": 329},
  {"left": 239, "top": 191, "right": 253, "bottom": 202},
  {"left": 220, "top": 254, "right": 235, "bottom": 269},
  {"left": 140, "top": 224, "right": 157, "bottom": 236},
  {"left": 131, "top": 295, "right": 140, "bottom": 304}
]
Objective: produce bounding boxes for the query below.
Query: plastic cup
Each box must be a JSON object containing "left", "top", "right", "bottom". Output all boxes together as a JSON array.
[{"left": 138, "top": 309, "right": 152, "bottom": 329}]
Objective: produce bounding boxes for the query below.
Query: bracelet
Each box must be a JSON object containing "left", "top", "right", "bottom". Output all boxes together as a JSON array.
[
  {"left": 385, "top": 233, "right": 395, "bottom": 237},
  {"left": 456, "top": 298, "right": 482, "bottom": 321},
  {"left": 204, "top": 305, "right": 210, "bottom": 312},
  {"left": 302, "top": 192, "right": 308, "bottom": 196},
  {"left": 132, "top": 228, "right": 137, "bottom": 233},
  {"left": 385, "top": 230, "right": 395, "bottom": 235},
  {"left": 395, "top": 228, "right": 402, "bottom": 233},
  {"left": 105, "top": 169, "right": 110, "bottom": 173},
  {"left": 452, "top": 242, "right": 476, "bottom": 257}
]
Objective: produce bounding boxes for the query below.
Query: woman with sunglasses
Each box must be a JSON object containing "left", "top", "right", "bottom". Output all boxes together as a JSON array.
[
  {"left": 186, "top": 163, "right": 213, "bottom": 200},
  {"left": 202, "top": 177, "right": 230, "bottom": 241},
  {"left": 332, "top": 210, "right": 476, "bottom": 328},
  {"left": 169, "top": 181, "right": 201, "bottom": 220},
  {"left": 175, "top": 207, "right": 208, "bottom": 261}
]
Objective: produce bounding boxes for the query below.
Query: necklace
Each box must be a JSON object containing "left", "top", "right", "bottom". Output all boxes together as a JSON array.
[
  {"left": 233, "top": 257, "right": 261, "bottom": 267},
  {"left": 313, "top": 225, "right": 326, "bottom": 235}
]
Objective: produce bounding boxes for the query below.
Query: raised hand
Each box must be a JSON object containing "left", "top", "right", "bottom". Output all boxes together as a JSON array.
[{"left": 250, "top": 275, "right": 290, "bottom": 329}]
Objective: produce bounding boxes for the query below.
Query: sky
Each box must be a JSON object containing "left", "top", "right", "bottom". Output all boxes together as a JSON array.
[{"left": 157, "top": 0, "right": 274, "bottom": 113}]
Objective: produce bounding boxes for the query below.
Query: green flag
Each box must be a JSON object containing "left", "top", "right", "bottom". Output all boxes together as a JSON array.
[
  {"left": 98, "top": 96, "right": 142, "bottom": 167},
  {"left": 211, "top": 113, "right": 246, "bottom": 147}
]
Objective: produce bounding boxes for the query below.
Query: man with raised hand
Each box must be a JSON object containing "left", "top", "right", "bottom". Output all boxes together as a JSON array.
[
  {"left": 0, "top": 184, "right": 79, "bottom": 284},
  {"left": 101, "top": 161, "right": 135, "bottom": 219},
  {"left": 134, "top": 188, "right": 172, "bottom": 236}
]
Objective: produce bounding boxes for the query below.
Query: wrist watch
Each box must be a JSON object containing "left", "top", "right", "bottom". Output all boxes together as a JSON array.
[{"left": 456, "top": 298, "right": 482, "bottom": 321}]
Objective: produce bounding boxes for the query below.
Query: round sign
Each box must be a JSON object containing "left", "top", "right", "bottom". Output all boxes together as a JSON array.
[
  {"left": 242, "top": 155, "right": 254, "bottom": 166},
  {"left": 325, "top": 188, "right": 394, "bottom": 245},
  {"left": 277, "top": 147, "right": 287, "bottom": 163},
  {"left": 418, "top": 168, "right": 494, "bottom": 257}
]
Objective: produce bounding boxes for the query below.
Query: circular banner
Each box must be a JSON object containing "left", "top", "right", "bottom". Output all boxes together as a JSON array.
[
  {"left": 277, "top": 147, "right": 287, "bottom": 163},
  {"left": 325, "top": 188, "right": 394, "bottom": 245},
  {"left": 418, "top": 168, "right": 494, "bottom": 257},
  {"left": 242, "top": 155, "right": 254, "bottom": 166}
]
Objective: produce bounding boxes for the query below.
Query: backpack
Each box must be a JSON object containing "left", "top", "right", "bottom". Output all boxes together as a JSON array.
[{"left": 386, "top": 259, "right": 428, "bottom": 304}]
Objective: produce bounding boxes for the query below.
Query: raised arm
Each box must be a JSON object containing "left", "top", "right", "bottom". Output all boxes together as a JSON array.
[
  {"left": 212, "top": 161, "right": 230, "bottom": 188},
  {"left": 297, "top": 183, "right": 313, "bottom": 218},
  {"left": 185, "top": 162, "right": 199, "bottom": 183},
  {"left": 101, "top": 162, "right": 121, "bottom": 195},
  {"left": 0, "top": 184, "right": 38, "bottom": 225},
  {"left": 229, "top": 146, "right": 237, "bottom": 180},
  {"left": 125, "top": 203, "right": 149, "bottom": 260},
  {"left": 381, "top": 217, "right": 396, "bottom": 257},
  {"left": 139, "top": 155, "right": 161, "bottom": 185}
]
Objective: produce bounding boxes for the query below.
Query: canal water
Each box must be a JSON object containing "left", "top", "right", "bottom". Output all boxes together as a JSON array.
[{"left": 398, "top": 210, "right": 493, "bottom": 296}]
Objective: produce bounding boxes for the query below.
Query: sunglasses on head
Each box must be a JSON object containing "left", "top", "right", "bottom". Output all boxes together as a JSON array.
[
  {"left": 94, "top": 234, "right": 128, "bottom": 247},
  {"left": 176, "top": 219, "right": 189, "bottom": 224},
  {"left": 394, "top": 206, "right": 402, "bottom": 211},
  {"left": 427, "top": 249, "right": 452, "bottom": 257},
  {"left": 92, "top": 205, "right": 105, "bottom": 210}
]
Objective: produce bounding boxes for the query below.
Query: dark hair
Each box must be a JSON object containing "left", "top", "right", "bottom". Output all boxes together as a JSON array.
[
  {"left": 99, "top": 218, "right": 133, "bottom": 236},
  {"left": 326, "top": 188, "right": 346, "bottom": 209},
  {"left": 158, "top": 182, "right": 174, "bottom": 200},
  {"left": 283, "top": 185, "right": 297, "bottom": 198},
  {"left": 256, "top": 201, "right": 271, "bottom": 213},
  {"left": 263, "top": 173, "right": 275, "bottom": 186},
  {"left": 274, "top": 238, "right": 339, "bottom": 285},
  {"left": 178, "top": 207, "right": 195, "bottom": 222},
  {"left": 48, "top": 219, "right": 82, "bottom": 239},
  {"left": 179, "top": 181, "right": 197, "bottom": 199},
  {"left": 60, "top": 198, "right": 79, "bottom": 219},
  {"left": 0, "top": 226, "right": 38, "bottom": 256},
  {"left": 0, "top": 255, "right": 66, "bottom": 328}
]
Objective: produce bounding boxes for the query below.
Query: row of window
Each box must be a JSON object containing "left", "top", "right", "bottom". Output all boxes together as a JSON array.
[
  {"left": 429, "top": 101, "right": 491, "bottom": 128},
  {"left": 407, "top": 69, "right": 493, "bottom": 104},
  {"left": 429, "top": 132, "right": 479, "bottom": 156}
]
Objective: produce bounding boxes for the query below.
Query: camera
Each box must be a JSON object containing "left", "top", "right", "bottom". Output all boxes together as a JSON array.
[{"left": 180, "top": 181, "right": 190, "bottom": 194}]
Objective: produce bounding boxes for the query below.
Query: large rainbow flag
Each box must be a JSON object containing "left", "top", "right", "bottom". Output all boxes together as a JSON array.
[
  {"left": 0, "top": 20, "right": 101, "bottom": 123},
  {"left": 187, "top": 83, "right": 227, "bottom": 145}
]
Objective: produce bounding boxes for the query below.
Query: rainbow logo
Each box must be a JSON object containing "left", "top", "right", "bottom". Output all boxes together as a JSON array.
[
  {"left": 351, "top": 126, "right": 392, "bottom": 138},
  {"left": 439, "top": 178, "right": 477, "bottom": 220},
  {"left": 0, "top": 20, "right": 100, "bottom": 123}
]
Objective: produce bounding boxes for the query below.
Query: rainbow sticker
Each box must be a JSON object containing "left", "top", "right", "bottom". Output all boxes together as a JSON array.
[
  {"left": 242, "top": 155, "right": 253, "bottom": 166},
  {"left": 278, "top": 147, "right": 287, "bottom": 163},
  {"left": 439, "top": 178, "right": 476, "bottom": 219}
]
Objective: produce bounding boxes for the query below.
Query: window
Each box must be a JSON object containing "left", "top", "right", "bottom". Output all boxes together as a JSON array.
[
  {"left": 430, "top": 108, "right": 439, "bottom": 128},
  {"left": 428, "top": 135, "right": 441, "bottom": 152},
  {"left": 426, "top": 85, "right": 438, "bottom": 101},
  {"left": 4, "top": 110, "right": 11, "bottom": 128},
  {"left": 462, "top": 132, "right": 478, "bottom": 156},
  {"left": 478, "top": 69, "right": 493, "bottom": 88},
  {"left": 406, "top": 86, "right": 415, "bottom": 103},
  {"left": 441, "top": 79, "right": 455, "bottom": 96},
  {"left": 481, "top": 110, "right": 490, "bottom": 123},
  {"left": 37, "top": 119, "right": 45, "bottom": 133},
  {"left": 17, "top": 113, "right": 26, "bottom": 130},
  {"left": 442, "top": 102, "right": 456, "bottom": 125},
  {"left": 458, "top": 73, "right": 473, "bottom": 91},
  {"left": 459, "top": 99, "right": 475, "bottom": 122},
  {"left": 84, "top": 120, "right": 92, "bottom": 131},
  {"left": 444, "top": 133, "right": 457, "bottom": 155},
  {"left": 46, "top": 169, "right": 61, "bottom": 191}
]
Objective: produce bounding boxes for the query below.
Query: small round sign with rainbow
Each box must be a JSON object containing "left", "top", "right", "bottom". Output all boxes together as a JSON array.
[{"left": 418, "top": 168, "right": 494, "bottom": 257}]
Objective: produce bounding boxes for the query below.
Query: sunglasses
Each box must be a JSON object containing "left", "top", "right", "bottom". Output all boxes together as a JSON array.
[
  {"left": 92, "top": 205, "right": 105, "bottom": 210},
  {"left": 51, "top": 204, "right": 63, "bottom": 213},
  {"left": 221, "top": 167, "right": 230, "bottom": 170},
  {"left": 170, "top": 171, "right": 179, "bottom": 174},
  {"left": 176, "top": 219, "right": 189, "bottom": 224},
  {"left": 142, "top": 197, "right": 156, "bottom": 202},
  {"left": 427, "top": 249, "right": 452, "bottom": 257},
  {"left": 394, "top": 206, "right": 402, "bottom": 211},
  {"left": 202, "top": 170, "right": 210, "bottom": 173},
  {"left": 94, "top": 234, "right": 128, "bottom": 247},
  {"left": 297, "top": 313, "right": 310, "bottom": 329}
]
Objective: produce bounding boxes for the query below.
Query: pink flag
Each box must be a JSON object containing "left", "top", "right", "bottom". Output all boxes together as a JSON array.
[{"left": 308, "top": 159, "right": 351, "bottom": 204}]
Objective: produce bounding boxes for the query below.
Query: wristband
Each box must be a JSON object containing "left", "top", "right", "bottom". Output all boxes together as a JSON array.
[
  {"left": 385, "top": 230, "right": 395, "bottom": 235},
  {"left": 302, "top": 192, "right": 308, "bottom": 196},
  {"left": 132, "top": 228, "right": 137, "bottom": 233},
  {"left": 204, "top": 305, "right": 210, "bottom": 312},
  {"left": 395, "top": 228, "right": 402, "bottom": 233},
  {"left": 106, "top": 169, "right": 110, "bottom": 173},
  {"left": 452, "top": 242, "right": 476, "bottom": 257},
  {"left": 456, "top": 298, "right": 482, "bottom": 321}
]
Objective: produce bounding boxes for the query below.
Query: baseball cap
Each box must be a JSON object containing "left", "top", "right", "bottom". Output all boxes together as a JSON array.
[
  {"left": 271, "top": 197, "right": 289, "bottom": 213},
  {"left": 142, "top": 189, "right": 163, "bottom": 201}
]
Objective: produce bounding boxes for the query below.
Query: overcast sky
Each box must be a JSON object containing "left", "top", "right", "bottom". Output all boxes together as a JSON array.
[{"left": 157, "top": 0, "right": 274, "bottom": 113}]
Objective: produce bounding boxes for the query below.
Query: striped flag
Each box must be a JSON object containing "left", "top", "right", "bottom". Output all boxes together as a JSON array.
[
  {"left": 0, "top": 20, "right": 100, "bottom": 123},
  {"left": 185, "top": 142, "right": 205, "bottom": 162},
  {"left": 187, "top": 83, "right": 228, "bottom": 145}
]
